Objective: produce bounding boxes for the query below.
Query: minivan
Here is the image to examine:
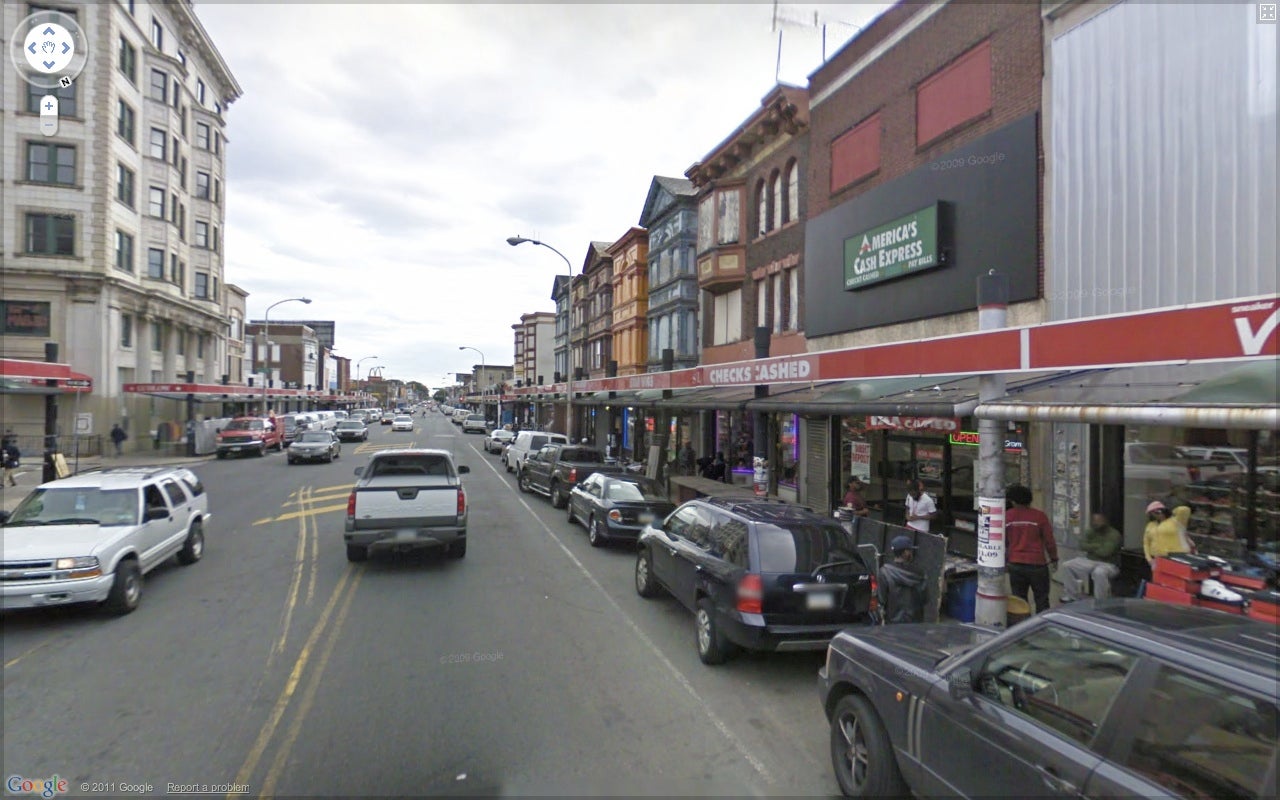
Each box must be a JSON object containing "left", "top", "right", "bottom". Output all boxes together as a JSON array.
[{"left": 505, "top": 430, "right": 570, "bottom": 476}]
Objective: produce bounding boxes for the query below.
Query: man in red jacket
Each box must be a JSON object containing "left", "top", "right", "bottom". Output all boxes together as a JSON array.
[{"left": 1005, "top": 484, "right": 1058, "bottom": 614}]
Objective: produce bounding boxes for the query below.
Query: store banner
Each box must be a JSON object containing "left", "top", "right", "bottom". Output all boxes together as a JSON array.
[
  {"left": 977, "top": 497, "right": 1006, "bottom": 568},
  {"left": 843, "top": 204, "right": 943, "bottom": 290},
  {"left": 850, "top": 441, "right": 872, "bottom": 483}
]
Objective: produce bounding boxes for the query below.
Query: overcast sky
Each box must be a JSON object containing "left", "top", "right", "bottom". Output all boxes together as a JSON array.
[{"left": 194, "top": 2, "right": 891, "bottom": 389}]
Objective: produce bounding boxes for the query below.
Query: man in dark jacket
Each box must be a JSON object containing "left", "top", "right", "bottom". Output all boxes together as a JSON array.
[
  {"left": 878, "top": 535, "right": 926, "bottom": 624},
  {"left": 3, "top": 437, "right": 20, "bottom": 486}
]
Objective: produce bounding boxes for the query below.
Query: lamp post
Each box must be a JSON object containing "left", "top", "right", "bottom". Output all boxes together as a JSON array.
[
  {"left": 508, "top": 235, "right": 575, "bottom": 441},
  {"left": 259, "top": 297, "right": 311, "bottom": 416},
  {"left": 459, "top": 346, "right": 486, "bottom": 423}
]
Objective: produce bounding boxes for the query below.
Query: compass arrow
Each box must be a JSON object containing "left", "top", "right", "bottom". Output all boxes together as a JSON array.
[
  {"left": 61, "top": 42, "right": 70, "bottom": 54},
  {"left": 42, "top": 26, "right": 56, "bottom": 35},
  {"left": 43, "top": 60, "right": 56, "bottom": 69}
]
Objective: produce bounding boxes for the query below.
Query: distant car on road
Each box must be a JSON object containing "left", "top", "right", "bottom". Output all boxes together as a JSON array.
[
  {"left": 392, "top": 415, "right": 414, "bottom": 432},
  {"left": 380, "top": 413, "right": 395, "bottom": 425},
  {"left": 484, "top": 429, "right": 515, "bottom": 454},
  {"left": 462, "top": 414, "right": 488, "bottom": 434},
  {"left": 334, "top": 419, "right": 369, "bottom": 442},
  {"left": 568, "top": 474, "right": 675, "bottom": 547},
  {"left": 216, "top": 416, "right": 283, "bottom": 458},
  {"left": 345, "top": 449, "right": 470, "bottom": 562},
  {"left": 288, "top": 431, "right": 341, "bottom": 464}
]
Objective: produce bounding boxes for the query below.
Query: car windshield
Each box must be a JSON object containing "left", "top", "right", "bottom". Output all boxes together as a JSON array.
[
  {"left": 337, "top": 421, "right": 363, "bottom": 428},
  {"left": 468, "top": 415, "right": 484, "bottom": 421},
  {"left": 6, "top": 487, "right": 138, "bottom": 527},
  {"left": 224, "top": 419, "right": 263, "bottom": 431},
  {"left": 298, "top": 432, "right": 332, "bottom": 443},
  {"left": 369, "top": 455, "right": 451, "bottom": 477},
  {"left": 395, "top": 416, "right": 412, "bottom": 421},
  {"left": 1129, "top": 443, "right": 1190, "bottom": 462},
  {"left": 754, "top": 522, "right": 859, "bottom": 573},
  {"left": 606, "top": 480, "right": 666, "bottom": 501}
]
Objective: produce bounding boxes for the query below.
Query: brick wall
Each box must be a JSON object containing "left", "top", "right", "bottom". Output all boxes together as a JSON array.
[{"left": 744, "top": 132, "right": 809, "bottom": 344}]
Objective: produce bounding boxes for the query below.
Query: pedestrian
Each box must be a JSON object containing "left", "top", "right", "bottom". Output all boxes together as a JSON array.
[
  {"left": 110, "top": 423, "right": 128, "bottom": 457},
  {"left": 1060, "top": 512, "right": 1122, "bottom": 602},
  {"left": 843, "top": 477, "right": 870, "bottom": 517},
  {"left": 904, "top": 479, "right": 937, "bottom": 533},
  {"left": 1142, "top": 500, "right": 1193, "bottom": 566},
  {"left": 679, "top": 442, "right": 696, "bottom": 476},
  {"left": 1005, "top": 484, "right": 1058, "bottom": 614},
  {"left": 878, "top": 535, "right": 927, "bottom": 624},
  {"left": 710, "top": 451, "right": 728, "bottom": 483},
  {"left": 3, "top": 437, "right": 20, "bottom": 487}
]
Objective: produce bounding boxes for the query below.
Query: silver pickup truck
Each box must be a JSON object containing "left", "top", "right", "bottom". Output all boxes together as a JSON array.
[{"left": 344, "top": 449, "right": 470, "bottom": 562}]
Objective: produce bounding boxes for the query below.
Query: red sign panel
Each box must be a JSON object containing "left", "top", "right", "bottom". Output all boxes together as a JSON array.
[{"left": 866, "top": 416, "right": 960, "bottom": 432}]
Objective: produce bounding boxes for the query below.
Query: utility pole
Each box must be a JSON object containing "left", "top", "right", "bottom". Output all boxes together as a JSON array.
[{"left": 974, "top": 270, "right": 1010, "bottom": 629}]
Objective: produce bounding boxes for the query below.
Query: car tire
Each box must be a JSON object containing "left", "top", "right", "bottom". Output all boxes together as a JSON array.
[
  {"left": 695, "top": 598, "right": 736, "bottom": 665},
  {"left": 448, "top": 539, "right": 466, "bottom": 559},
  {"left": 345, "top": 544, "right": 368, "bottom": 562},
  {"left": 829, "top": 694, "right": 907, "bottom": 798},
  {"left": 176, "top": 518, "right": 204, "bottom": 565},
  {"left": 103, "top": 559, "right": 142, "bottom": 615},
  {"left": 505, "top": 458, "right": 512, "bottom": 473},
  {"left": 550, "top": 481, "right": 567, "bottom": 509},
  {"left": 588, "top": 516, "right": 606, "bottom": 547},
  {"left": 288, "top": 457, "right": 296, "bottom": 465},
  {"left": 635, "top": 548, "right": 661, "bottom": 598},
  {"left": 216, "top": 451, "right": 226, "bottom": 460},
  {"left": 567, "top": 499, "right": 577, "bottom": 525},
  {"left": 517, "top": 470, "right": 530, "bottom": 493}
]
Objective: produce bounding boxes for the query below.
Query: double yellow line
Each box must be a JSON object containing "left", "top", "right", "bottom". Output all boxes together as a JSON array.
[{"left": 268, "top": 486, "right": 321, "bottom": 667}]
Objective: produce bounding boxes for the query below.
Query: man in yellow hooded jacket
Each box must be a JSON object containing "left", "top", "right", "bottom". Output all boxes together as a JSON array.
[{"left": 1143, "top": 500, "right": 1193, "bottom": 565}]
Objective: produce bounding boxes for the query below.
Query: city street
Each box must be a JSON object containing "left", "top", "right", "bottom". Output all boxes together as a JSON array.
[{"left": 2, "top": 411, "right": 840, "bottom": 797}]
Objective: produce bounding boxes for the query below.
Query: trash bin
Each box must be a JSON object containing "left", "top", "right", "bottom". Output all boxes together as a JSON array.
[
  {"left": 1007, "top": 596, "right": 1032, "bottom": 626},
  {"left": 944, "top": 576, "right": 978, "bottom": 623}
]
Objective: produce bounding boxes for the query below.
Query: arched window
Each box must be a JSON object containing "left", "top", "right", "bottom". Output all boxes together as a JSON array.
[
  {"left": 786, "top": 159, "right": 799, "bottom": 223},
  {"left": 770, "top": 170, "right": 782, "bottom": 232},
  {"left": 756, "top": 179, "right": 767, "bottom": 237}
]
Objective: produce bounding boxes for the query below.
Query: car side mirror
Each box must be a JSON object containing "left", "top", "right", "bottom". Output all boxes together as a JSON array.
[
  {"left": 949, "top": 668, "right": 973, "bottom": 701},
  {"left": 458, "top": 465, "right": 470, "bottom": 474},
  {"left": 146, "top": 506, "right": 170, "bottom": 521},
  {"left": 353, "top": 466, "right": 365, "bottom": 477}
]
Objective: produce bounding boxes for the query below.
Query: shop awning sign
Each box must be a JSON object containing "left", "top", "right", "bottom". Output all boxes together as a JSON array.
[
  {"left": 843, "top": 204, "right": 942, "bottom": 290},
  {"left": 866, "top": 415, "right": 959, "bottom": 432}
]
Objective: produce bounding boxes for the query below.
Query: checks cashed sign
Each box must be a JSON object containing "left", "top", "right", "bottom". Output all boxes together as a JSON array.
[{"left": 843, "top": 204, "right": 943, "bottom": 290}]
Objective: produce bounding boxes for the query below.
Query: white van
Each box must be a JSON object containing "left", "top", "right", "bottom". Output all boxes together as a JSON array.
[
  {"left": 505, "top": 430, "right": 569, "bottom": 476},
  {"left": 314, "top": 411, "right": 337, "bottom": 431}
]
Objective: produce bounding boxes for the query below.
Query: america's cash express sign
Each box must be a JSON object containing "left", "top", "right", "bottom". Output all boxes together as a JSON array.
[{"left": 843, "top": 204, "right": 942, "bottom": 290}]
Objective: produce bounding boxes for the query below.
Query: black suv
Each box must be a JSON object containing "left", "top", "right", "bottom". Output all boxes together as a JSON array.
[
  {"left": 819, "top": 600, "right": 1279, "bottom": 799},
  {"left": 635, "top": 498, "right": 875, "bottom": 665}
]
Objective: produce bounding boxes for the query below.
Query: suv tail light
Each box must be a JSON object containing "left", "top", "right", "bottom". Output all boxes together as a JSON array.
[
  {"left": 737, "top": 573, "right": 764, "bottom": 614},
  {"left": 868, "top": 573, "right": 879, "bottom": 614},
  {"left": 568, "top": 467, "right": 578, "bottom": 483},
  {"left": 457, "top": 487, "right": 467, "bottom": 516},
  {"left": 346, "top": 491, "right": 356, "bottom": 520}
]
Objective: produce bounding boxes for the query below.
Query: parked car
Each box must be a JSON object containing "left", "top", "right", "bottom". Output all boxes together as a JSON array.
[
  {"left": 216, "top": 416, "right": 283, "bottom": 458},
  {"left": 484, "top": 429, "right": 515, "bottom": 454},
  {"left": 0, "top": 466, "right": 209, "bottom": 614},
  {"left": 392, "top": 415, "right": 414, "bottom": 432},
  {"left": 334, "top": 419, "right": 369, "bottom": 442},
  {"left": 568, "top": 474, "right": 676, "bottom": 547},
  {"left": 452, "top": 409, "right": 470, "bottom": 426},
  {"left": 288, "top": 431, "right": 341, "bottom": 464},
  {"left": 1178, "top": 446, "right": 1250, "bottom": 473},
  {"left": 345, "top": 449, "right": 470, "bottom": 561},
  {"left": 380, "top": 413, "right": 395, "bottom": 425},
  {"left": 818, "top": 600, "right": 1278, "bottom": 799},
  {"left": 505, "top": 430, "right": 570, "bottom": 475},
  {"left": 462, "top": 414, "right": 488, "bottom": 434},
  {"left": 277, "top": 413, "right": 310, "bottom": 445},
  {"left": 636, "top": 498, "right": 875, "bottom": 665},
  {"left": 518, "top": 443, "right": 625, "bottom": 508}
]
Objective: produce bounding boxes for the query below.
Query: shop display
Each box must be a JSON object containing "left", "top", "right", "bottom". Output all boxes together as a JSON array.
[{"left": 1175, "top": 470, "right": 1279, "bottom": 559}]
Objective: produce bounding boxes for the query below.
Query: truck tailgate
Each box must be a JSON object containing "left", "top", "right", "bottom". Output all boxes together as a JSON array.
[{"left": 352, "top": 477, "right": 457, "bottom": 529}]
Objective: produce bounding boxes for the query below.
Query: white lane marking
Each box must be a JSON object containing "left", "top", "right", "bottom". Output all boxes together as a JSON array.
[{"left": 464, "top": 440, "right": 775, "bottom": 785}]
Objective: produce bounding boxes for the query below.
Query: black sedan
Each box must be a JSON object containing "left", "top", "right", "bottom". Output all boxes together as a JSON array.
[
  {"left": 334, "top": 419, "right": 369, "bottom": 442},
  {"left": 567, "top": 474, "right": 675, "bottom": 547},
  {"left": 287, "top": 431, "right": 341, "bottom": 464}
]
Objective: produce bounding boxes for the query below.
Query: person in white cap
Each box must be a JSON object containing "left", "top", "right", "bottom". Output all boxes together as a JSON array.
[{"left": 1142, "top": 500, "right": 1192, "bottom": 567}]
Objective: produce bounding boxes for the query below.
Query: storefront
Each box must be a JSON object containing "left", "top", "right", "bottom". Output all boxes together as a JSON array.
[{"left": 1, "top": 357, "right": 94, "bottom": 456}]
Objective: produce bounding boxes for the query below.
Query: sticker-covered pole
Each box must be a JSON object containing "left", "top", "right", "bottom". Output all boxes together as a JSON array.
[{"left": 975, "top": 270, "right": 1010, "bottom": 629}]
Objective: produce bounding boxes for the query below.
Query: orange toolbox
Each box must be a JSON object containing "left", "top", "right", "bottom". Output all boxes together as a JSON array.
[
  {"left": 1153, "top": 554, "right": 1221, "bottom": 583},
  {"left": 1245, "top": 589, "right": 1280, "bottom": 622},
  {"left": 1144, "top": 582, "right": 1196, "bottom": 606},
  {"left": 1151, "top": 574, "right": 1204, "bottom": 594},
  {"left": 1220, "top": 571, "right": 1269, "bottom": 592},
  {"left": 1193, "top": 596, "right": 1247, "bottom": 615}
]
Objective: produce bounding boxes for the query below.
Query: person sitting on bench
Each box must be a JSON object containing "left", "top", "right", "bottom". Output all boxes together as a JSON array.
[{"left": 1060, "top": 512, "right": 1121, "bottom": 601}]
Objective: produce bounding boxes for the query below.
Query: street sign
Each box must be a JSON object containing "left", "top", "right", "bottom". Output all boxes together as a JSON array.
[{"left": 74, "top": 412, "right": 92, "bottom": 434}]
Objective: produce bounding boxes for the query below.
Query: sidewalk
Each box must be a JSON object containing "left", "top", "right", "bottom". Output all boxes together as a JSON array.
[{"left": 1, "top": 452, "right": 216, "bottom": 514}]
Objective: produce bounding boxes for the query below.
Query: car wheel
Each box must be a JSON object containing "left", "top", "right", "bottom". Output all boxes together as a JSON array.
[
  {"left": 829, "top": 694, "right": 907, "bottom": 798},
  {"left": 695, "top": 598, "right": 737, "bottom": 665},
  {"left": 176, "top": 518, "right": 204, "bottom": 565},
  {"left": 448, "top": 539, "right": 466, "bottom": 559},
  {"left": 505, "top": 458, "right": 512, "bottom": 473},
  {"left": 334, "top": 449, "right": 340, "bottom": 460},
  {"left": 567, "top": 499, "right": 577, "bottom": 525},
  {"left": 216, "top": 451, "right": 226, "bottom": 460},
  {"left": 551, "top": 481, "right": 567, "bottom": 508},
  {"left": 258, "top": 444, "right": 267, "bottom": 457},
  {"left": 104, "top": 559, "right": 142, "bottom": 615},
  {"left": 588, "top": 516, "right": 606, "bottom": 547},
  {"left": 346, "top": 544, "right": 368, "bottom": 562},
  {"left": 287, "top": 457, "right": 296, "bottom": 465},
  {"left": 517, "top": 470, "right": 530, "bottom": 493},
  {"left": 635, "top": 548, "right": 661, "bottom": 598}
]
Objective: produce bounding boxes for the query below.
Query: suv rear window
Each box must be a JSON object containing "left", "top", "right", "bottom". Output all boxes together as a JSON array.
[
  {"left": 368, "top": 455, "right": 452, "bottom": 477},
  {"left": 754, "top": 521, "right": 859, "bottom": 573},
  {"left": 528, "top": 435, "right": 549, "bottom": 450},
  {"left": 562, "top": 448, "right": 602, "bottom": 462}
]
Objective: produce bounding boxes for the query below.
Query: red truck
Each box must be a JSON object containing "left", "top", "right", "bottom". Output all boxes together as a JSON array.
[{"left": 216, "top": 416, "right": 283, "bottom": 458}]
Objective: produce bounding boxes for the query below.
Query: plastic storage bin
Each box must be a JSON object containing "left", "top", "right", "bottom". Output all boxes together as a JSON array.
[{"left": 945, "top": 576, "right": 978, "bottom": 622}]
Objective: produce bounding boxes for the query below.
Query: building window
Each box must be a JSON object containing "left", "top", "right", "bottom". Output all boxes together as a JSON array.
[
  {"left": 179, "top": 106, "right": 187, "bottom": 138},
  {"left": 151, "top": 18, "right": 163, "bottom": 50},
  {"left": 24, "top": 213, "right": 74, "bottom": 256},
  {"left": 195, "top": 122, "right": 209, "bottom": 150},
  {"left": 771, "top": 170, "right": 782, "bottom": 232},
  {"left": 149, "top": 69, "right": 167, "bottom": 103},
  {"left": 197, "top": 334, "right": 205, "bottom": 359},
  {"left": 174, "top": 259, "right": 185, "bottom": 287},
  {"left": 755, "top": 180, "right": 767, "bottom": 237},
  {"left": 213, "top": 132, "right": 221, "bottom": 155},
  {"left": 712, "top": 288, "right": 743, "bottom": 345},
  {"left": 27, "top": 82, "right": 76, "bottom": 116},
  {"left": 148, "top": 186, "right": 165, "bottom": 217},
  {"left": 772, "top": 272, "right": 784, "bottom": 334},
  {"left": 179, "top": 156, "right": 187, "bottom": 187},
  {"left": 118, "top": 36, "right": 136, "bottom": 83},
  {"left": 26, "top": 142, "right": 75, "bottom": 185},
  {"left": 196, "top": 171, "right": 210, "bottom": 199},
  {"left": 211, "top": 226, "right": 219, "bottom": 252},
  {"left": 213, "top": 178, "right": 221, "bottom": 204},
  {"left": 176, "top": 330, "right": 185, "bottom": 356},
  {"left": 786, "top": 159, "right": 799, "bottom": 223},
  {"left": 171, "top": 135, "right": 179, "bottom": 166},
  {"left": 177, "top": 49, "right": 185, "bottom": 66},
  {"left": 115, "top": 230, "right": 134, "bottom": 272},
  {"left": 117, "top": 98, "right": 135, "bottom": 144},
  {"left": 196, "top": 79, "right": 205, "bottom": 105},
  {"left": 147, "top": 248, "right": 165, "bottom": 279},
  {"left": 151, "top": 321, "right": 163, "bottom": 351},
  {"left": 757, "top": 278, "right": 768, "bottom": 328},
  {"left": 178, "top": 204, "right": 186, "bottom": 240},
  {"left": 716, "top": 190, "right": 740, "bottom": 245},
  {"left": 916, "top": 39, "right": 992, "bottom": 147},
  {"left": 788, "top": 268, "right": 799, "bottom": 331},
  {"left": 195, "top": 221, "right": 209, "bottom": 248},
  {"left": 195, "top": 272, "right": 209, "bottom": 299},
  {"left": 171, "top": 78, "right": 180, "bottom": 109},
  {"left": 214, "top": 101, "right": 222, "bottom": 117},
  {"left": 149, "top": 127, "right": 166, "bottom": 160},
  {"left": 121, "top": 314, "right": 133, "bottom": 348},
  {"left": 831, "top": 112, "right": 881, "bottom": 193},
  {"left": 116, "top": 163, "right": 135, "bottom": 207},
  {"left": 697, "top": 196, "right": 714, "bottom": 252}
]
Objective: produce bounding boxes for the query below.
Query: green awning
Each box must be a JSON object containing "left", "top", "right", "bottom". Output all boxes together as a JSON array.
[{"left": 1171, "top": 360, "right": 1279, "bottom": 406}]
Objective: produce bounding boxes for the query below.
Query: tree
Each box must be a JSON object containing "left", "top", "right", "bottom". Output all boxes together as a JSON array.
[{"left": 432, "top": 389, "right": 447, "bottom": 403}]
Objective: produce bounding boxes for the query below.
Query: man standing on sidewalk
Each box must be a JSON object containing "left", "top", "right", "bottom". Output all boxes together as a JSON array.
[
  {"left": 3, "top": 436, "right": 21, "bottom": 487},
  {"left": 110, "top": 423, "right": 128, "bottom": 457},
  {"left": 1005, "top": 484, "right": 1058, "bottom": 614}
]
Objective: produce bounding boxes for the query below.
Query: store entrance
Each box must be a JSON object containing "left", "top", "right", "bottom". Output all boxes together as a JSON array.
[{"left": 882, "top": 435, "right": 949, "bottom": 525}]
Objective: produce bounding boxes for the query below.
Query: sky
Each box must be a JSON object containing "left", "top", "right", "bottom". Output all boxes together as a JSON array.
[{"left": 193, "top": 2, "right": 892, "bottom": 390}]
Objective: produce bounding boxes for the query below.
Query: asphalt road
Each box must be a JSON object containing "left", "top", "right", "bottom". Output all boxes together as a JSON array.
[{"left": 2, "top": 413, "right": 841, "bottom": 798}]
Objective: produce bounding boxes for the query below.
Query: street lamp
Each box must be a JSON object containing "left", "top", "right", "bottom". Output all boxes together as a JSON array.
[
  {"left": 459, "top": 345, "right": 488, "bottom": 423},
  {"left": 356, "top": 355, "right": 378, "bottom": 382},
  {"left": 260, "top": 297, "right": 311, "bottom": 416},
  {"left": 508, "top": 235, "right": 576, "bottom": 441}
]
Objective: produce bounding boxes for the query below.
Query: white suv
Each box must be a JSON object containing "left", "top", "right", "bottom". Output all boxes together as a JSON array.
[
  {"left": 505, "top": 430, "right": 570, "bottom": 476},
  {"left": 0, "top": 466, "right": 210, "bottom": 615}
]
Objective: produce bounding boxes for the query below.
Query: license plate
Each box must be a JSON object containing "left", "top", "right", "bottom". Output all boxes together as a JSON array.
[
  {"left": 806, "top": 592, "right": 835, "bottom": 610},
  {"left": 395, "top": 528, "right": 417, "bottom": 540},
  {"left": 638, "top": 513, "right": 655, "bottom": 524}
]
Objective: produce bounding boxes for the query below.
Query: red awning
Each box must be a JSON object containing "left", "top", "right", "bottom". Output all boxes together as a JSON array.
[
  {"left": 122, "top": 382, "right": 365, "bottom": 404},
  {"left": 0, "top": 358, "right": 93, "bottom": 394}
]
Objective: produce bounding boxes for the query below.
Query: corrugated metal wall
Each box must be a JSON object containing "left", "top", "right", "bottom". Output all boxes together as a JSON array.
[{"left": 1048, "top": 1, "right": 1277, "bottom": 321}]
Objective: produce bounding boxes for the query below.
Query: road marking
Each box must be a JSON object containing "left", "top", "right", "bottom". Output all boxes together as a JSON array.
[
  {"left": 269, "top": 486, "right": 312, "bottom": 666},
  {"left": 258, "top": 566, "right": 364, "bottom": 798},
  {"left": 467, "top": 442, "right": 775, "bottom": 785},
  {"left": 305, "top": 491, "right": 319, "bottom": 605},
  {"left": 252, "top": 503, "right": 346, "bottom": 526},
  {"left": 280, "top": 488, "right": 350, "bottom": 508},
  {"left": 228, "top": 566, "right": 360, "bottom": 798},
  {"left": 3, "top": 635, "right": 61, "bottom": 670},
  {"left": 307, "top": 483, "right": 357, "bottom": 495}
]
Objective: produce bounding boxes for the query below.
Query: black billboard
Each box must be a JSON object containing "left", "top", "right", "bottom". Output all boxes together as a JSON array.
[{"left": 804, "top": 113, "right": 1039, "bottom": 337}]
